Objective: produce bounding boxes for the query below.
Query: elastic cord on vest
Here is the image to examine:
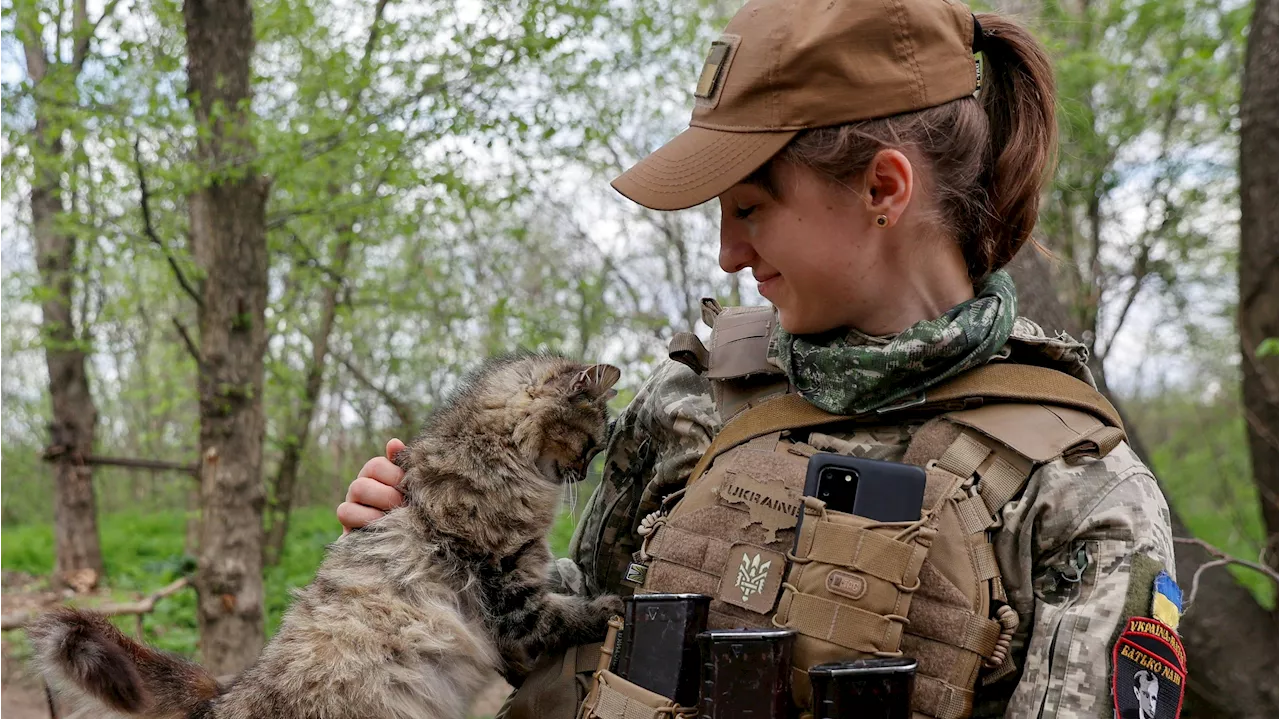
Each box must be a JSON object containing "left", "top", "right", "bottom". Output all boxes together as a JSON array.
[{"left": 972, "top": 15, "right": 985, "bottom": 54}]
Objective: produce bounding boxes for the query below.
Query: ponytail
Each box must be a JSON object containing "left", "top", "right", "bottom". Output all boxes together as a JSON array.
[{"left": 972, "top": 13, "right": 1058, "bottom": 274}]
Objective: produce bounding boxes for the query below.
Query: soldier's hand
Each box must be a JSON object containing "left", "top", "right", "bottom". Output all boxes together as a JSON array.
[{"left": 337, "top": 438, "right": 407, "bottom": 535}]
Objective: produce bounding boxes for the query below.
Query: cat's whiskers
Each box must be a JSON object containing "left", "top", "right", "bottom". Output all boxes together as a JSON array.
[{"left": 564, "top": 476, "right": 579, "bottom": 518}]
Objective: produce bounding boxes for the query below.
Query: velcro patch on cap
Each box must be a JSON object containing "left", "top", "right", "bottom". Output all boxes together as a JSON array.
[
  {"left": 695, "top": 41, "right": 731, "bottom": 99},
  {"left": 718, "top": 544, "right": 785, "bottom": 614}
]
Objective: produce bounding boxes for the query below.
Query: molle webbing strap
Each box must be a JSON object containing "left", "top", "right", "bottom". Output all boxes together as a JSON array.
[
  {"left": 1066, "top": 424, "right": 1126, "bottom": 461},
  {"left": 937, "top": 432, "right": 1029, "bottom": 518},
  {"left": 780, "top": 591, "right": 904, "bottom": 652},
  {"left": 970, "top": 539, "right": 999, "bottom": 582},
  {"left": 687, "top": 364, "right": 1124, "bottom": 486},
  {"left": 700, "top": 297, "right": 723, "bottom": 328},
  {"left": 907, "top": 602, "right": 1002, "bottom": 657},
  {"left": 913, "top": 675, "right": 974, "bottom": 719},
  {"left": 976, "top": 458, "right": 1026, "bottom": 519},
  {"left": 668, "top": 333, "right": 709, "bottom": 375},
  {"left": 806, "top": 523, "right": 926, "bottom": 586},
  {"left": 688, "top": 394, "right": 845, "bottom": 483},
  {"left": 647, "top": 524, "right": 731, "bottom": 576},
  {"left": 935, "top": 432, "right": 991, "bottom": 477},
  {"left": 581, "top": 641, "right": 607, "bottom": 674},
  {"left": 593, "top": 681, "right": 666, "bottom": 719},
  {"left": 585, "top": 671, "right": 685, "bottom": 719},
  {"left": 953, "top": 495, "right": 995, "bottom": 535},
  {"left": 902, "top": 364, "right": 1124, "bottom": 429}
]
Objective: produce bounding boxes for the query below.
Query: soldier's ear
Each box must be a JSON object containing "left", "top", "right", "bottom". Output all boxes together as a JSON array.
[{"left": 571, "top": 364, "right": 620, "bottom": 399}]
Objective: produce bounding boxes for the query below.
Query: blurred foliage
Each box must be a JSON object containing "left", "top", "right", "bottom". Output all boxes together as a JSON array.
[
  {"left": 1026, "top": 0, "right": 1250, "bottom": 387},
  {"left": 1128, "top": 387, "right": 1274, "bottom": 607}
]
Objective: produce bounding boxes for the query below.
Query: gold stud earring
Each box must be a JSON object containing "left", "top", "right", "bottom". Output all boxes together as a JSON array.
[{"left": 876, "top": 215, "right": 888, "bottom": 227}]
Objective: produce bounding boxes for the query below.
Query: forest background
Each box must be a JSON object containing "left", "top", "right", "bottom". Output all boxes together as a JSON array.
[{"left": 0, "top": 0, "right": 1276, "bottom": 716}]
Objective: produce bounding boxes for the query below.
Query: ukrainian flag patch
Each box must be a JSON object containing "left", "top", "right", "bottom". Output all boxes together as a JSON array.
[{"left": 1151, "top": 571, "right": 1182, "bottom": 631}]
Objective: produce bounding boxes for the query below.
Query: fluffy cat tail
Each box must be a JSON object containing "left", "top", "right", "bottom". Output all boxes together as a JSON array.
[{"left": 29, "top": 607, "right": 220, "bottom": 719}]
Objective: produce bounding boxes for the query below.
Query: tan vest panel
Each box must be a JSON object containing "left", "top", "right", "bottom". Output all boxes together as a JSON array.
[{"left": 641, "top": 307, "right": 1123, "bottom": 719}]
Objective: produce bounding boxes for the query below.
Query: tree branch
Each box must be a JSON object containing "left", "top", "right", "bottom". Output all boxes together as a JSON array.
[
  {"left": 1174, "top": 536, "right": 1280, "bottom": 609},
  {"left": 172, "top": 318, "right": 202, "bottom": 365},
  {"left": 135, "top": 137, "right": 204, "bottom": 309},
  {"left": 70, "top": 0, "right": 88, "bottom": 68},
  {"left": 1097, "top": 49, "right": 1189, "bottom": 360},
  {"left": 1097, "top": 244, "right": 1153, "bottom": 360},
  {"left": 361, "top": 0, "right": 392, "bottom": 70},
  {"left": 334, "top": 352, "right": 416, "bottom": 428},
  {"left": 18, "top": 8, "right": 49, "bottom": 84},
  {"left": 1, "top": 577, "right": 191, "bottom": 631},
  {"left": 55, "top": 0, "right": 67, "bottom": 59},
  {"left": 265, "top": 194, "right": 385, "bottom": 231},
  {"left": 40, "top": 450, "right": 199, "bottom": 476}
]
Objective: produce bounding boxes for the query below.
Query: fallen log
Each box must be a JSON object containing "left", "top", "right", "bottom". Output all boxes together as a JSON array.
[{"left": 1, "top": 576, "right": 191, "bottom": 631}]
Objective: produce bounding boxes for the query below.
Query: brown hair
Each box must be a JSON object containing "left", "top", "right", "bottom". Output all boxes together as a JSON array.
[{"left": 757, "top": 13, "right": 1057, "bottom": 281}]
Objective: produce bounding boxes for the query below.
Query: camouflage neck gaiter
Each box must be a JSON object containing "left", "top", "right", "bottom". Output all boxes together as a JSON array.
[{"left": 767, "top": 270, "right": 1019, "bottom": 415}]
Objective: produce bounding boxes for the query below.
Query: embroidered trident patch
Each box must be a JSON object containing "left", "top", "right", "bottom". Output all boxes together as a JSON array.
[{"left": 735, "top": 552, "right": 773, "bottom": 602}]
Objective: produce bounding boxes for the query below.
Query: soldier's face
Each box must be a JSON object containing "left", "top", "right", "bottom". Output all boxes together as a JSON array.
[{"left": 716, "top": 155, "right": 963, "bottom": 335}]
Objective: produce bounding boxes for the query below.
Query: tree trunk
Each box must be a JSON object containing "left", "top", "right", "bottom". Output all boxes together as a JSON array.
[
  {"left": 1239, "top": 0, "right": 1279, "bottom": 571},
  {"left": 34, "top": 145, "right": 106, "bottom": 588},
  {"left": 184, "top": 0, "right": 270, "bottom": 675},
  {"left": 23, "top": 28, "right": 105, "bottom": 589},
  {"left": 1009, "top": 247, "right": 1280, "bottom": 718},
  {"left": 264, "top": 235, "right": 352, "bottom": 566}
]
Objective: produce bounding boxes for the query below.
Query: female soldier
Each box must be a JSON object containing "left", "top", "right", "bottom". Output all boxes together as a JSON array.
[{"left": 338, "top": 0, "right": 1179, "bottom": 716}]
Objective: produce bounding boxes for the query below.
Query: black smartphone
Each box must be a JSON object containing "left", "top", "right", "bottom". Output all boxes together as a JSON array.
[
  {"left": 801, "top": 453, "right": 926, "bottom": 522},
  {"left": 808, "top": 658, "right": 917, "bottom": 719}
]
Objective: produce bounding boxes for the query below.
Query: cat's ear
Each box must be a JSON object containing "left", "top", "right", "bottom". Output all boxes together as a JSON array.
[{"left": 571, "top": 364, "right": 620, "bottom": 399}]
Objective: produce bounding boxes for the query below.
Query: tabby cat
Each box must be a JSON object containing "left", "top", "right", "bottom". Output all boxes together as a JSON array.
[{"left": 31, "top": 354, "right": 624, "bottom": 719}]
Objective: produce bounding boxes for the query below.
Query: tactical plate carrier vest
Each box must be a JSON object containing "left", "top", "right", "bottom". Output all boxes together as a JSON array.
[{"left": 630, "top": 303, "right": 1126, "bottom": 719}]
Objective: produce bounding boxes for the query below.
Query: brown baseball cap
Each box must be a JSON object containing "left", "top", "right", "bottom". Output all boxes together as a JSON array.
[{"left": 612, "top": 0, "right": 981, "bottom": 211}]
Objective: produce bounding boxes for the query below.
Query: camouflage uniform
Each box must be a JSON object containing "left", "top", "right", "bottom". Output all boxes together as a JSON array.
[{"left": 568, "top": 317, "right": 1175, "bottom": 719}]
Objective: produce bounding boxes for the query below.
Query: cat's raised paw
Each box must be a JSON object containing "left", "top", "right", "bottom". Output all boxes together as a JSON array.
[{"left": 590, "top": 594, "right": 625, "bottom": 617}]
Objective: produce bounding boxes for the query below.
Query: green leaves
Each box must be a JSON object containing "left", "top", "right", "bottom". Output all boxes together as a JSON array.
[{"left": 1033, "top": 0, "right": 1245, "bottom": 381}]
